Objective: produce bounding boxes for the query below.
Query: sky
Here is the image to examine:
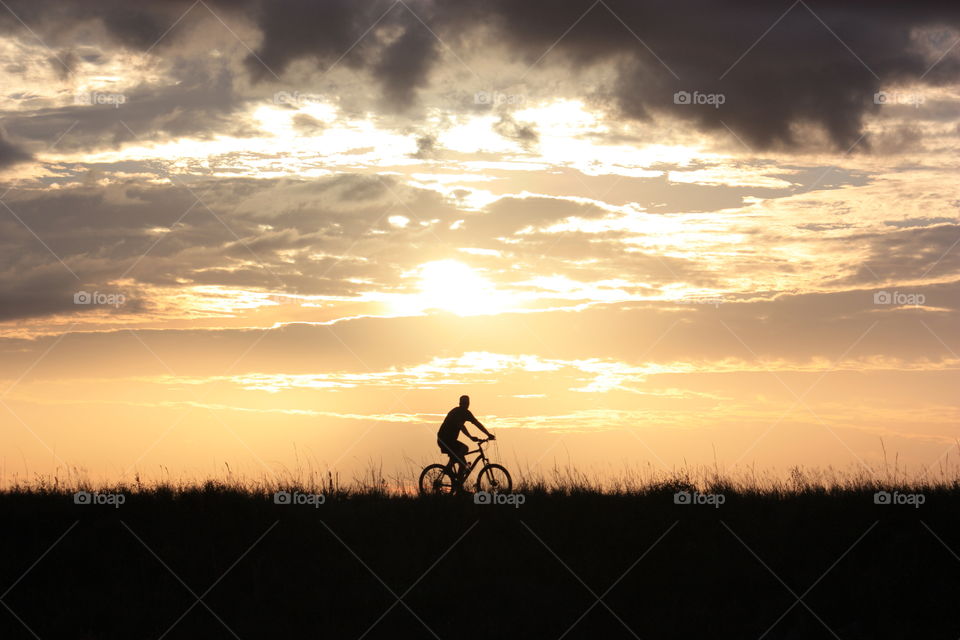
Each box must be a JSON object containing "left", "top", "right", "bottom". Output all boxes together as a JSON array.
[{"left": 0, "top": 0, "right": 958, "bottom": 486}]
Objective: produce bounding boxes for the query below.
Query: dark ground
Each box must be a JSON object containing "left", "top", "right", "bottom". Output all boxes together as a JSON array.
[{"left": 1, "top": 484, "right": 958, "bottom": 639}]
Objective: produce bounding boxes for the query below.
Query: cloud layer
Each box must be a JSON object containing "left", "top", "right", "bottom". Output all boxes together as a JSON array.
[{"left": 1, "top": 0, "right": 958, "bottom": 148}]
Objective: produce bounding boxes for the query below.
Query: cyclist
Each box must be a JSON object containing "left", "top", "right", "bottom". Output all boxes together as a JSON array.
[{"left": 437, "top": 395, "right": 494, "bottom": 483}]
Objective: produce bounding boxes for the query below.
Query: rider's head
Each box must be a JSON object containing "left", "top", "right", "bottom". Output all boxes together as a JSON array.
[{"left": 459, "top": 394, "right": 470, "bottom": 409}]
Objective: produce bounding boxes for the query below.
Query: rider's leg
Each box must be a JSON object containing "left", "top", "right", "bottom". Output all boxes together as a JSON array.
[
  {"left": 445, "top": 456, "right": 459, "bottom": 480},
  {"left": 453, "top": 442, "right": 468, "bottom": 484},
  {"left": 438, "top": 439, "right": 455, "bottom": 476}
]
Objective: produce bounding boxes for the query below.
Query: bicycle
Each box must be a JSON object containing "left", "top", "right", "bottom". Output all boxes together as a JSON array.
[{"left": 418, "top": 438, "right": 512, "bottom": 495}]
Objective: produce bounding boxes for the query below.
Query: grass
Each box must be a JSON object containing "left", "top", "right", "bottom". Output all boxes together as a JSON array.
[
  {"left": 1, "top": 461, "right": 959, "bottom": 638},
  {"left": 5, "top": 453, "right": 960, "bottom": 496}
]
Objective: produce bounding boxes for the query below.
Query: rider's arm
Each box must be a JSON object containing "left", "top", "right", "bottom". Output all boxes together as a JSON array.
[{"left": 466, "top": 411, "right": 493, "bottom": 438}]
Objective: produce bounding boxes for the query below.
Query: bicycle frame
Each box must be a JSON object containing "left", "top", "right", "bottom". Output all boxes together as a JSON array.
[{"left": 445, "top": 440, "right": 491, "bottom": 483}]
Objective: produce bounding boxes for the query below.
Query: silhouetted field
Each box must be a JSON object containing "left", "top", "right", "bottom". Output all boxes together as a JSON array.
[{"left": 2, "top": 471, "right": 959, "bottom": 639}]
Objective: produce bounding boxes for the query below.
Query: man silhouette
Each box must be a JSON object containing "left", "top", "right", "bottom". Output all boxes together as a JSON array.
[{"left": 437, "top": 395, "right": 494, "bottom": 482}]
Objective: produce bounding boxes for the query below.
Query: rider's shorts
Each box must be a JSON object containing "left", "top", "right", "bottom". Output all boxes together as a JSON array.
[{"left": 437, "top": 438, "right": 468, "bottom": 465}]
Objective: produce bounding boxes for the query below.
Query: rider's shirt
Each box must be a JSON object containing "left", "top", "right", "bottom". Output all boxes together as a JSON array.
[{"left": 437, "top": 406, "right": 480, "bottom": 442}]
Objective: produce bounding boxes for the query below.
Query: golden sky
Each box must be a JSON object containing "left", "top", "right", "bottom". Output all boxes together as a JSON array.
[{"left": 0, "top": 1, "right": 958, "bottom": 485}]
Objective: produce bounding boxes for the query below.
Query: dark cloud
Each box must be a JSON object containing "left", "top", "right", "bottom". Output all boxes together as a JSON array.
[
  {"left": 492, "top": 114, "right": 538, "bottom": 150},
  {"left": 229, "top": 0, "right": 960, "bottom": 149},
  {"left": 0, "top": 266, "right": 79, "bottom": 321},
  {"left": 291, "top": 113, "right": 325, "bottom": 135},
  {"left": 0, "top": 1, "right": 187, "bottom": 50},
  {"left": 48, "top": 49, "right": 78, "bottom": 80},
  {"left": 460, "top": 0, "right": 960, "bottom": 149},
  {"left": 371, "top": 16, "right": 437, "bottom": 110},
  {"left": 2, "top": 0, "right": 958, "bottom": 149},
  {"left": 411, "top": 134, "right": 437, "bottom": 159},
  {"left": 232, "top": 0, "right": 382, "bottom": 81},
  {"left": 0, "top": 132, "right": 32, "bottom": 167},
  {"left": 468, "top": 195, "right": 607, "bottom": 235},
  {"left": 837, "top": 223, "right": 960, "bottom": 285},
  {"left": 1, "top": 68, "right": 242, "bottom": 151}
]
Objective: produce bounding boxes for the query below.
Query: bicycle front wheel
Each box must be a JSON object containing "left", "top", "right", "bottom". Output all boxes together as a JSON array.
[
  {"left": 419, "top": 464, "right": 456, "bottom": 495},
  {"left": 476, "top": 464, "right": 512, "bottom": 493}
]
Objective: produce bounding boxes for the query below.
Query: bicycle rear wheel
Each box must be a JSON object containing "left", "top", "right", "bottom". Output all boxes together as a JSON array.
[
  {"left": 476, "top": 464, "right": 512, "bottom": 493},
  {"left": 419, "top": 464, "right": 456, "bottom": 495}
]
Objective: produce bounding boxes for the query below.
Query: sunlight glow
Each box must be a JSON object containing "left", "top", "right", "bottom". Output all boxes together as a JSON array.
[{"left": 392, "top": 260, "right": 515, "bottom": 316}]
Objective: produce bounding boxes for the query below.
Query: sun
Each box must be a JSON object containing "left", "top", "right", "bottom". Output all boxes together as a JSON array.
[{"left": 400, "top": 260, "right": 510, "bottom": 316}]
